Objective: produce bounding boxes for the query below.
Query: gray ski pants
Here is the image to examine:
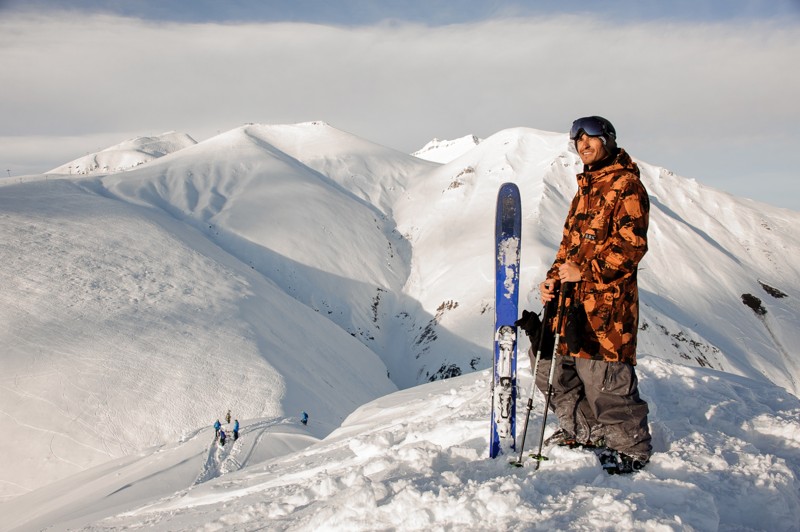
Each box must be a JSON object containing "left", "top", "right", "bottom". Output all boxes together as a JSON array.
[{"left": 534, "top": 354, "right": 652, "bottom": 460}]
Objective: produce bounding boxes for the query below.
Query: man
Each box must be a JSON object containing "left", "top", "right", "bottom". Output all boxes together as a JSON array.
[{"left": 538, "top": 116, "right": 652, "bottom": 474}]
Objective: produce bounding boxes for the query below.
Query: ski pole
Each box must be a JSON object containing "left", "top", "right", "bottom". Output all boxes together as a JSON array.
[
  {"left": 530, "top": 282, "right": 570, "bottom": 470},
  {"left": 512, "top": 299, "right": 554, "bottom": 467}
]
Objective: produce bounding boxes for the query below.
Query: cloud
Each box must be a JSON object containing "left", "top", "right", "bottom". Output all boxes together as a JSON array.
[{"left": 0, "top": 11, "right": 798, "bottom": 208}]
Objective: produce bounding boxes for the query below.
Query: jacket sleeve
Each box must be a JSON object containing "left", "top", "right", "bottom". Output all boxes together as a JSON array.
[{"left": 588, "top": 176, "right": 649, "bottom": 285}]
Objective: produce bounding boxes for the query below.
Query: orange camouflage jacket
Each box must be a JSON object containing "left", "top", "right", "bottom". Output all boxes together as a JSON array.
[{"left": 547, "top": 149, "right": 649, "bottom": 364}]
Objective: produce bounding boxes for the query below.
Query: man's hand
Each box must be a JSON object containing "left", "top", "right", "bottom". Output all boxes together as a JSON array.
[
  {"left": 558, "top": 262, "right": 581, "bottom": 283},
  {"left": 539, "top": 279, "right": 556, "bottom": 305},
  {"left": 540, "top": 262, "right": 581, "bottom": 304}
]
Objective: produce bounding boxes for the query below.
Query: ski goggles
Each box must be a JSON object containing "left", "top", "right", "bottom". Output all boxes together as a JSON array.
[{"left": 569, "top": 116, "right": 610, "bottom": 141}]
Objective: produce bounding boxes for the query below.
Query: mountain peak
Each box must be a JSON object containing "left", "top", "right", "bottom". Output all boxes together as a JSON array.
[
  {"left": 412, "top": 134, "right": 482, "bottom": 163},
  {"left": 47, "top": 131, "right": 197, "bottom": 175}
]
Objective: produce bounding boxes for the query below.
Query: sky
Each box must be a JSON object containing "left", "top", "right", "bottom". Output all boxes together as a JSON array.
[{"left": 1, "top": 0, "right": 799, "bottom": 209}]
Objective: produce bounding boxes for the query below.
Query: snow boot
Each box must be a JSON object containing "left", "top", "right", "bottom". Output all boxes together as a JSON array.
[
  {"left": 598, "top": 449, "right": 648, "bottom": 475},
  {"left": 582, "top": 436, "right": 606, "bottom": 450},
  {"left": 544, "top": 429, "right": 605, "bottom": 450},
  {"left": 544, "top": 428, "right": 578, "bottom": 447}
]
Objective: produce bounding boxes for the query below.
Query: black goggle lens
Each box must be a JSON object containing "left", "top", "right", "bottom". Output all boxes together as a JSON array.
[{"left": 569, "top": 117, "right": 607, "bottom": 140}]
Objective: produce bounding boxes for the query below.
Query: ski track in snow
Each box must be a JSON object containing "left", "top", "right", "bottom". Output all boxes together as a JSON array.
[{"left": 195, "top": 418, "right": 294, "bottom": 485}]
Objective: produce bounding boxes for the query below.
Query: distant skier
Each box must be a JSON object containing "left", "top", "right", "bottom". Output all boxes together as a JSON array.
[
  {"left": 301, "top": 411, "right": 308, "bottom": 426},
  {"left": 226, "top": 409, "right": 232, "bottom": 424},
  {"left": 214, "top": 419, "right": 221, "bottom": 438},
  {"left": 219, "top": 429, "right": 227, "bottom": 447},
  {"left": 233, "top": 419, "right": 240, "bottom": 441}
]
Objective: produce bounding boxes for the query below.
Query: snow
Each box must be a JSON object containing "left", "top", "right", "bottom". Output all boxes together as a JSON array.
[
  {"left": 1, "top": 121, "right": 799, "bottom": 530},
  {"left": 47, "top": 132, "right": 197, "bottom": 175},
  {"left": 6, "top": 358, "right": 799, "bottom": 530},
  {"left": 412, "top": 134, "right": 482, "bottom": 164}
]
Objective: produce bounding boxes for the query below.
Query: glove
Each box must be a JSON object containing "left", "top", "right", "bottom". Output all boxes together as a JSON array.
[
  {"left": 564, "top": 299, "right": 585, "bottom": 354},
  {"left": 514, "top": 310, "right": 542, "bottom": 338},
  {"left": 514, "top": 309, "right": 543, "bottom": 345}
]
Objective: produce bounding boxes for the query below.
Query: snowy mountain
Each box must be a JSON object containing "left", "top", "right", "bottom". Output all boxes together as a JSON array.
[
  {"left": 1, "top": 121, "right": 798, "bottom": 530},
  {"left": 47, "top": 131, "right": 197, "bottom": 175},
  {"left": 412, "top": 134, "right": 482, "bottom": 163}
]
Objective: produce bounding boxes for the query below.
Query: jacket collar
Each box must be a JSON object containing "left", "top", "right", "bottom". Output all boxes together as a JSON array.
[{"left": 578, "top": 149, "right": 639, "bottom": 186}]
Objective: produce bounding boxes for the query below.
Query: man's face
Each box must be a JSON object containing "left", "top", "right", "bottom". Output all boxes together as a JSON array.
[{"left": 576, "top": 133, "right": 608, "bottom": 166}]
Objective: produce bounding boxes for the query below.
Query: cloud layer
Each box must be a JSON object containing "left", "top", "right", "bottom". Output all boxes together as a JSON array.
[{"left": 1, "top": 12, "right": 798, "bottom": 208}]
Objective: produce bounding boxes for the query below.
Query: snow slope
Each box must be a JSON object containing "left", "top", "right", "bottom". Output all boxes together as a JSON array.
[
  {"left": 6, "top": 356, "right": 799, "bottom": 531},
  {"left": 0, "top": 167, "right": 396, "bottom": 500}
]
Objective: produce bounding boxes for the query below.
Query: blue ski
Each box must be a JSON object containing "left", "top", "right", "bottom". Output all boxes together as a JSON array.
[{"left": 490, "top": 182, "right": 521, "bottom": 458}]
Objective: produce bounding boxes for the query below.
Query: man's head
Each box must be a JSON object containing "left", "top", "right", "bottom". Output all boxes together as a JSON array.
[{"left": 569, "top": 116, "right": 617, "bottom": 167}]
